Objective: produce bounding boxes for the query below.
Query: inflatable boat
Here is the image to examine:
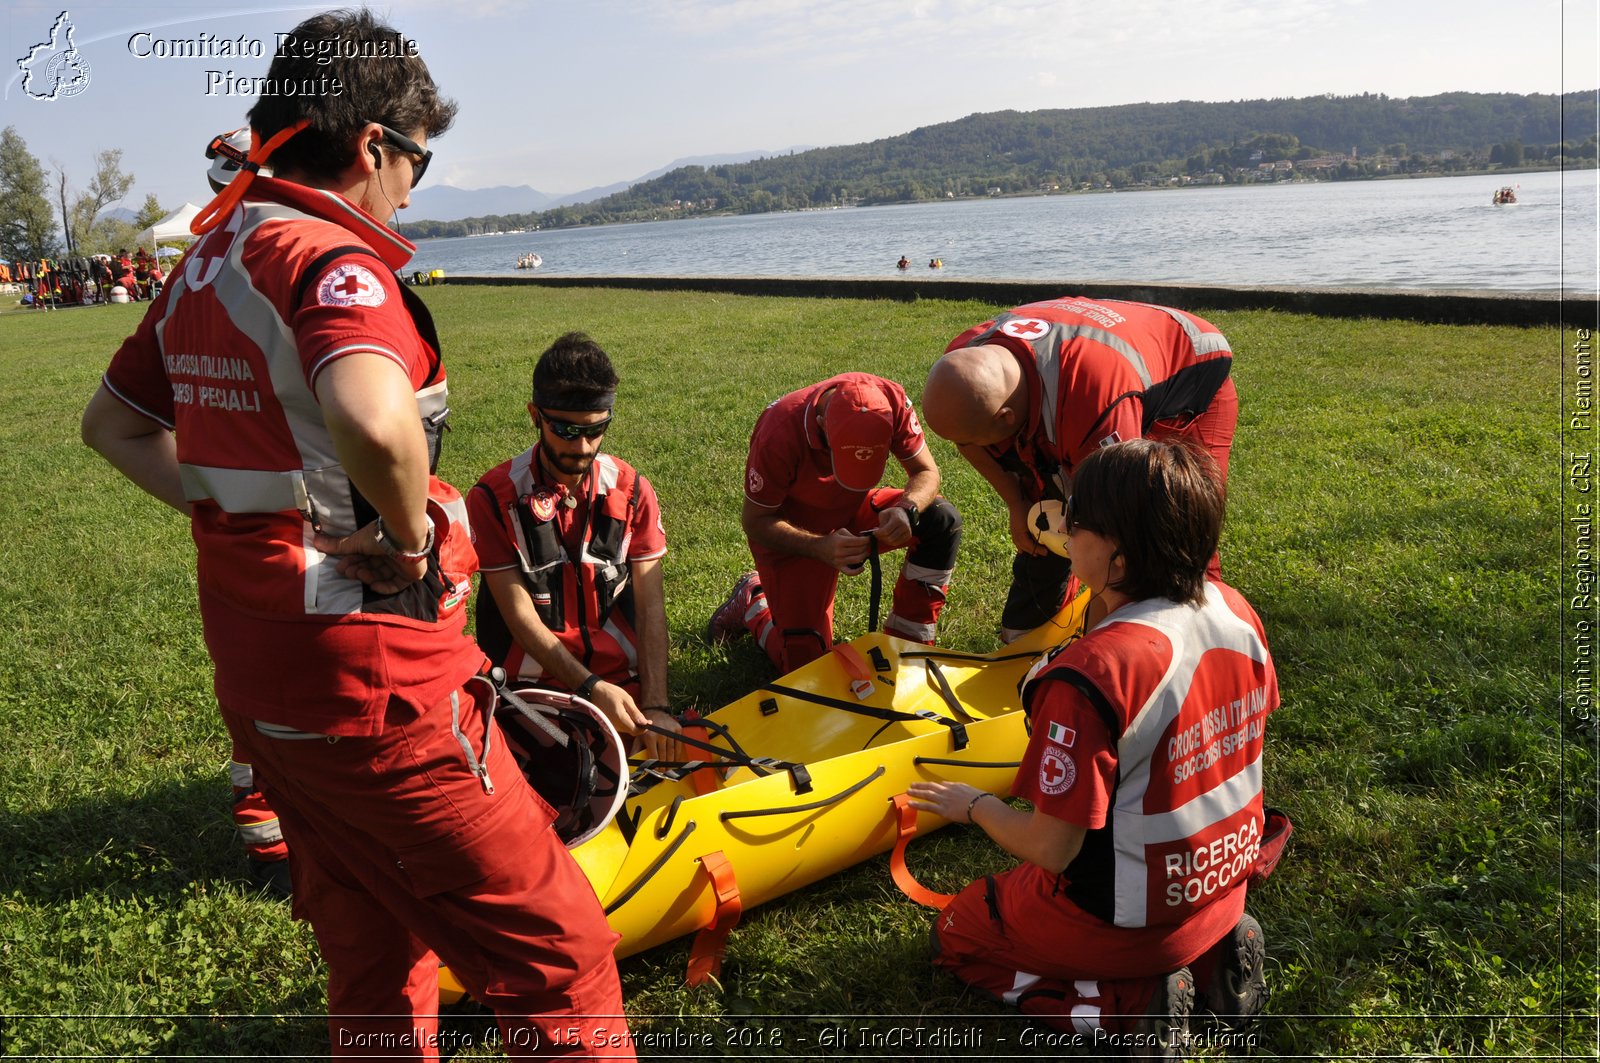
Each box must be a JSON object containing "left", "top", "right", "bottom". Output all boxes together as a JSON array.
[{"left": 439, "top": 589, "right": 1089, "bottom": 1000}]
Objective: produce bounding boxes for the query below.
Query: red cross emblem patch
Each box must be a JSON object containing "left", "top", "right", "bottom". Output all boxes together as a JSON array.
[
  {"left": 1001, "top": 317, "right": 1050, "bottom": 340},
  {"left": 1038, "top": 744, "right": 1077, "bottom": 796},
  {"left": 317, "top": 263, "right": 387, "bottom": 308}
]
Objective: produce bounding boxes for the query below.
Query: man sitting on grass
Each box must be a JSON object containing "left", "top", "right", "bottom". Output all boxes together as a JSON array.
[{"left": 468, "top": 332, "right": 683, "bottom": 762}]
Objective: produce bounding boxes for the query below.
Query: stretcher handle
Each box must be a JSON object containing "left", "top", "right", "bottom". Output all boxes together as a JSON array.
[
  {"left": 719, "top": 765, "right": 885, "bottom": 822},
  {"left": 685, "top": 851, "right": 742, "bottom": 987},
  {"left": 912, "top": 756, "right": 1022, "bottom": 769},
  {"left": 603, "top": 820, "right": 697, "bottom": 915}
]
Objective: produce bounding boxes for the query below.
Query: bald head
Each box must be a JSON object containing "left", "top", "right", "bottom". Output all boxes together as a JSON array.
[{"left": 923, "top": 344, "right": 1026, "bottom": 447}]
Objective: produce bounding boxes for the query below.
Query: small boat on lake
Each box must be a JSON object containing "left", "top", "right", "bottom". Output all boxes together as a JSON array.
[
  {"left": 516, "top": 252, "right": 543, "bottom": 269},
  {"left": 1492, "top": 186, "right": 1518, "bottom": 205}
]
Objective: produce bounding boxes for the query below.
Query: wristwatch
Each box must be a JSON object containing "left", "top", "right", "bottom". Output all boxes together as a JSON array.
[
  {"left": 375, "top": 515, "right": 435, "bottom": 562},
  {"left": 895, "top": 497, "right": 920, "bottom": 533},
  {"left": 576, "top": 673, "right": 601, "bottom": 700}
]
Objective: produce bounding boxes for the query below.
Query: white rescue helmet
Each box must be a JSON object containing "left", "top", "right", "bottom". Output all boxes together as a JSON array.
[
  {"left": 205, "top": 127, "right": 262, "bottom": 192},
  {"left": 496, "top": 685, "right": 629, "bottom": 848}
]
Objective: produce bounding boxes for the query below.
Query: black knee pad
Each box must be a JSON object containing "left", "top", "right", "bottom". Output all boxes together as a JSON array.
[{"left": 909, "top": 497, "right": 961, "bottom": 570}]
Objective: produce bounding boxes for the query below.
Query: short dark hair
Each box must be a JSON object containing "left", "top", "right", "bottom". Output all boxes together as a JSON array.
[
  {"left": 1071, "top": 438, "right": 1224, "bottom": 606},
  {"left": 247, "top": 9, "right": 457, "bottom": 182},
  {"left": 532, "top": 332, "right": 618, "bottom": 410}
]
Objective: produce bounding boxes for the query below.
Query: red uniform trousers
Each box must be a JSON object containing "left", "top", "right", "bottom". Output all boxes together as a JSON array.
[
  {"left": 931, "top": 862, "right": 1242, "bottom": 1035},
  {"left": 750, "top": 487, "right": 956, "bottom": 672},
  {"left": 224, "top": 680, "right": 632, "bottom": 1061}
]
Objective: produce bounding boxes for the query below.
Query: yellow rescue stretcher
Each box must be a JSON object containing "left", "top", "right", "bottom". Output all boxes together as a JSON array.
[{"left": 439, "top": 589, "right": 1089, "bottom": 1002}]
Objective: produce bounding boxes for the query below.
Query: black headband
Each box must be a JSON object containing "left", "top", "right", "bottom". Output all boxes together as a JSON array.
[{"left": 533, "top": 389, "right": 615, "bottom": 412}]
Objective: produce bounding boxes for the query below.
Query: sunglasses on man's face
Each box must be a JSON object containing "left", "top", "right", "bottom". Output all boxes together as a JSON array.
[
  {"left": 371, "top": 122, "right": 432, "bottom": 188},
  {"left": 540, "top": 411, "right": 613, "bottom": 440}
]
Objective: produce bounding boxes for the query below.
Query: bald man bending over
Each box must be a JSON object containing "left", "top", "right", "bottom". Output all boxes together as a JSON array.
[{"left": 924, "top": 296, "right": 1237, "bottom": 641}]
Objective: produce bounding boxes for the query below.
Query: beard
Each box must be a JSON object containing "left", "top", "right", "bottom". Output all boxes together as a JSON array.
[{"left": 545, "top": 449, "right": 596, "bottom": 478}]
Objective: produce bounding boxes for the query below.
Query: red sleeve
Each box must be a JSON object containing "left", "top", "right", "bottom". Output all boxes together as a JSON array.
[
  {"left": 1013, "top": 679, "right": 1118, "bottom": 829},
  {"left": 629, "top": 476, "right": 667, "bottom": 561},
  {"left": 102, "top": 291, "right": 178, "bottom": 428},
  {"left": 466, "top": 476, "right": 521, "bottom": 573},
  {"left": 743, "top": 404, "right": 798, "bottom": 508},
  {"left": 289, "top": 253, "right": 428, "bottom": 392},
  {"left": 886, "top": 380, "right": 927, "bottom": 463}
]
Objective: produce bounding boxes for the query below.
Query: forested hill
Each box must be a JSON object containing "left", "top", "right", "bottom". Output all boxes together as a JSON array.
[{"left": 399, "top": 92, "right": 1596, "bottom": 237}]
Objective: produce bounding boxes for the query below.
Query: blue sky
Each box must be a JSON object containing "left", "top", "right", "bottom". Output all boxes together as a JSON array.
[{"left": 1, "top": 1, "right": 1593, "bottom": 215}]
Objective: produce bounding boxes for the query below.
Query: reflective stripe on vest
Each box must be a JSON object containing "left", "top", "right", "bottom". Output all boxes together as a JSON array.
[
  {"left": 164, "top": 200, "right": 447, "bottom": 616},
  {"left": 1151, "top": 304, "right": 1233, "bottom": 358},
  {"left": 971, "top": 312, "right": 1155, "bottom": 448},
  {"left": 1031, "top": 584, "right": 1272, "bottom": 928},
  {"left": 1105, "top": 585, "right": 1270, "bottom": 927}
]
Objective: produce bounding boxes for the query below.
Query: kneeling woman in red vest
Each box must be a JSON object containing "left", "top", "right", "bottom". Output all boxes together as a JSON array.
[{"left": 907, "top": 438, "right": 1280, "bottom": 1056}]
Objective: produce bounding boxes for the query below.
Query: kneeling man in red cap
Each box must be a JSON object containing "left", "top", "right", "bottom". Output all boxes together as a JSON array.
[{"left": 708, "top": 373, "right": 961, "bottom": 672}]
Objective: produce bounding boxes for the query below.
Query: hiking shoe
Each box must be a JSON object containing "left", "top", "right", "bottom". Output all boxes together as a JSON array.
[
  {"left": 246, "top": 856, "right": 293, "bottom": 900},
  {"left": 1202, "top": 913, "right": 1268, "bottom": 1026},
  {"left": 706, "top": 571, "right": 760, "bottom": 644},
  {"left": 1128, "top": 966, "right": 1194, "bottom": 1060}
]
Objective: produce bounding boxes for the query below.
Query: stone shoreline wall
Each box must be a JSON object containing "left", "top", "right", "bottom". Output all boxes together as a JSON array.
[{"left": 446, "top": 274, "right": 1593, "bottom": 328}]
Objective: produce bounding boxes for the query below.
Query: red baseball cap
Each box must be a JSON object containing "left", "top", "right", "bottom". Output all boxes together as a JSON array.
[{"left": 824, "top": 379, "right": 894, "bottom": 491}]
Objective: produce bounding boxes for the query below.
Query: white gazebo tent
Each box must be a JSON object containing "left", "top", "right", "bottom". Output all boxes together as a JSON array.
[{"left": 133, "top": 202, "right": 202, "bottom": 248}]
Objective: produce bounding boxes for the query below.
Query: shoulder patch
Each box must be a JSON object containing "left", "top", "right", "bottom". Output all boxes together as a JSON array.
[
  {"left": 1038, "top": 744, "right": 1077, "bottom": 796},
  {"left": 747, "top": 466, "right": 765, "bottom": 494},
  {"left": 317, "top": 263, "right": 387, "bottom": 308}
]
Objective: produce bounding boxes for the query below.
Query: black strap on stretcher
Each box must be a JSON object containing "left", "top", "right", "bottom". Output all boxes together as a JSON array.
[
  {"left": 634, "top": 720, "right": 814, "bottom": 795},
  {"left": 867, "top": 538, "right": 882, "bottom": 633},
  {"left": 759, "top": 681, "right": 969, "bottom": 750}
]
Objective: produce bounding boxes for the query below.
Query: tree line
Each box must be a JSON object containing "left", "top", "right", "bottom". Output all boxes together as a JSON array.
[
  {"left": 5, "top": 90, "right": 1593, "bottom": 258},
  {"left": 398, "top": 91, "right": 1597, "bottom": 238},
  {"left": 0, "top": 126, "right": 166, "bottom": 268}
]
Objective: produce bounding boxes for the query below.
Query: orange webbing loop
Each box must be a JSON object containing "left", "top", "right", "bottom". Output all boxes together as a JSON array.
[
  {"left": 680, "top": 715, "right": 723, "bottom": 797},
  {"left": 889, "top": 793, "right": 956, "bottom": 910},
  {"left": 832, "top": 642, "right": 876, "bottom": 699},
  {"left": 190, "top": 119, "right": 310, "bottom": 236},
  {"left": 685, "top": 850, "right": 742, "bottom": 986}
]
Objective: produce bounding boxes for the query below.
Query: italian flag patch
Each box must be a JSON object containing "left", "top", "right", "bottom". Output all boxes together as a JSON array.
[{"left": 1047, "top": 722, "right": 1076, "bottom": 748}]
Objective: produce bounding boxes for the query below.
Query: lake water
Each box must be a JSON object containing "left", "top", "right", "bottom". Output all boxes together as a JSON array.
[{"left": 408, "top": 169, "right": 1596, "bottom": 294}]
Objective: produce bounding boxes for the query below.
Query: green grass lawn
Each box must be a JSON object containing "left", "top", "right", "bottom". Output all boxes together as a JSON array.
[{"left": 0, "top": 287, "right": 1590, "bottom": 1059}]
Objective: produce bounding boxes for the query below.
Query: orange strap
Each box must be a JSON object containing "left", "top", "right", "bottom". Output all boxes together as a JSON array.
[
  {"left": 832, "top": 642, "right": 876, "bottom": 699},
  {"left": 681, "top": 716, "right": 722, "bottom": 797},
  {"left": 888, "top": 794, "right": 956, "bottom": 910},
  {"left": 685, "top": 851, "right": 742, "bottom": 987},
  {"left": 190, "top": 119, "right": 309, "bottom": 236}
]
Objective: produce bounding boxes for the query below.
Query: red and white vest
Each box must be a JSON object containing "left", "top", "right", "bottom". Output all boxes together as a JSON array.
[
  {"left": 1025, "top": 582, "right": 1278, "bottom": 928},
  {"left": 103, "top": 181, "right": 482, "bottom": 732},
  {"left": 156, "top": 196, "right": 471, "bottom": 622},
  {"left": 470, "top": 449, "right": 660, "bottom": 686}
]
